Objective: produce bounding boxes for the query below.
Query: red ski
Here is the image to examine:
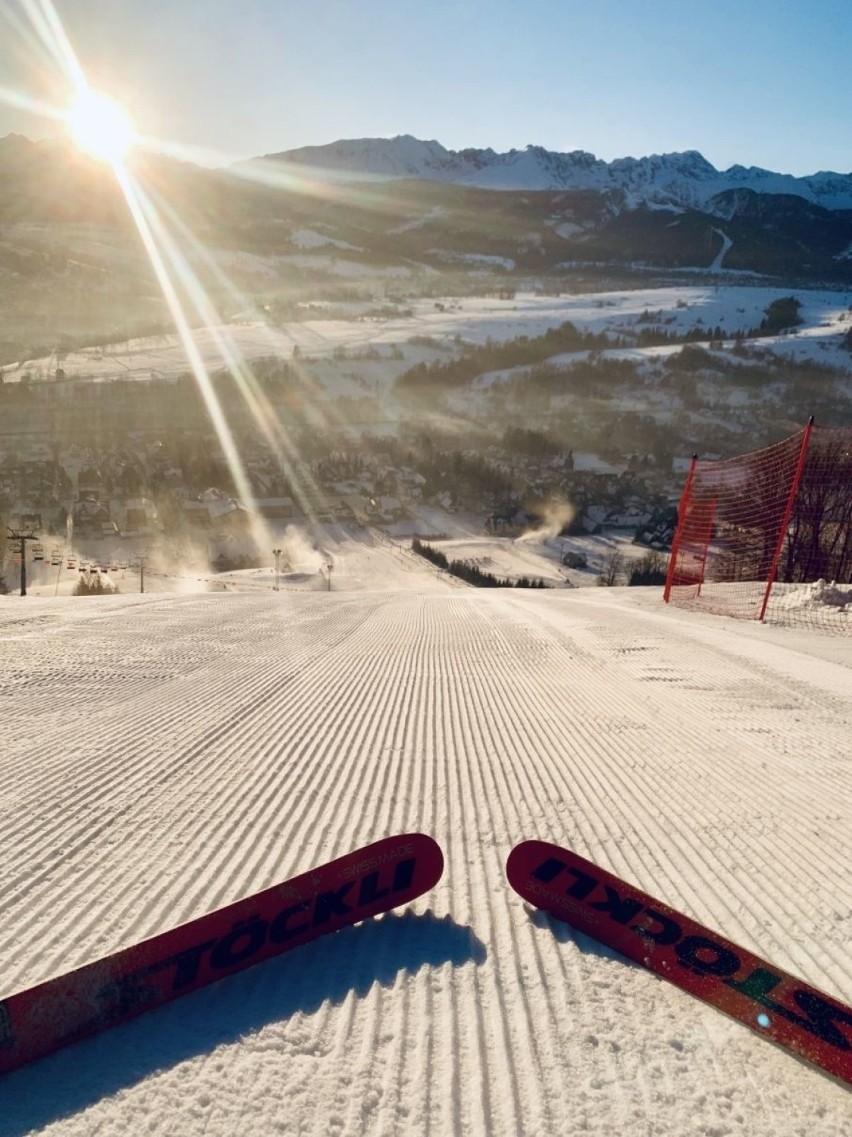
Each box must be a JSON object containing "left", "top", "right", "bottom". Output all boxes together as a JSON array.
[
  {"left": 506, "top": 840, "right": 851, "bottom": 1085},
  {"left": 0, "top": 833, "right": 443, "bottom": 1076}
]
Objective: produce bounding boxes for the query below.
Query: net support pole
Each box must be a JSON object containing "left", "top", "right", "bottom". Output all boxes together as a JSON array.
[
  {"left": 664, "top": 454, "right": 698, "bottom": 603},
  {"left": 694, "top": 499, "right": 718, "bottom": 599},
  {"left": 758, "top": 418, "right": 814, "bottom": 622}
]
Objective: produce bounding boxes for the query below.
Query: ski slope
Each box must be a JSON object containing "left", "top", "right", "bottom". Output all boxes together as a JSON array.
[{"left": 0, "top": 575, "right": 850, "bottom": 1135}]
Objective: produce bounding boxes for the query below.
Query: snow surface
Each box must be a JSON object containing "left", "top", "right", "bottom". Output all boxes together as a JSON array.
[
  {"left": 6, "top": 285, "right": 852, "bottom": 387},
  {"left": 1, "top": 531, "right": 850, "bottom": 1136},
  {"left": 291, "top": 229, "right": 362, "bottom": 251}
]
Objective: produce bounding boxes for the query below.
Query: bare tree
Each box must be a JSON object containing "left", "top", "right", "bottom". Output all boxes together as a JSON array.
[
  {"left": 783, "top": 432, "right": 852, "bottom": 583},
  {"left": 598, "top": 550, "right": 624, "bottom": 587}
]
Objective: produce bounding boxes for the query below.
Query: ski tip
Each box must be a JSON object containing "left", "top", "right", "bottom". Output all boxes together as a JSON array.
[
  {"left": 408, "top": 832, "right": 445, "bottom": 889},
  {"left": 506, "top": 838, "right": 566, "bottom": 878},
  {"left": 357, "top": 832, "right": 444, "bottom": 892}
]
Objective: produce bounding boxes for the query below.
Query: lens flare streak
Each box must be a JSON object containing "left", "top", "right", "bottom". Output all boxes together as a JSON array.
[
  {"left": 142, "top": 188, "right": 332, "bottom": 526},
  {"left": 140, "top": 192, "right": 331, "bottom": 524},
  {"left": 0, "top": 84, "right": 62, "bottom": 119},
  {"left": 113, "top": 164, "right": 262, "bottom": 529},
  {"left": 20, "top": 0, "right": 87, "bottom": 92}
]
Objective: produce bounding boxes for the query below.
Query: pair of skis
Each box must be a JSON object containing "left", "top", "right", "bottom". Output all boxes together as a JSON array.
[{"left": 2, "top": 834, "right": 850, "bottom": 1085}]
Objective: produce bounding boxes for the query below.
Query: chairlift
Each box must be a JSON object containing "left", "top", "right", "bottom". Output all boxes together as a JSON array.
[{"left": 32, "top": 543, "right": 44, "bottom": 561}]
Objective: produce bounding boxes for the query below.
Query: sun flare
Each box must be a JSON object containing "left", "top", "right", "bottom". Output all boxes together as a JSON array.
[{"left": 66, "top": 88, "right": 135, "bottom": 163}]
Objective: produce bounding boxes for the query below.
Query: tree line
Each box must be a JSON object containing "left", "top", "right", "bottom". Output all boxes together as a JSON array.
[{"left": 412, "top": 538, "right": 549, "bottom": 588}]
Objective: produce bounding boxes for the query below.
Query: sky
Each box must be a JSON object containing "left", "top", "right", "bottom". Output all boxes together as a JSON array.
[{"left": 0, "top": 0, "right": 850, "bottom": 176}]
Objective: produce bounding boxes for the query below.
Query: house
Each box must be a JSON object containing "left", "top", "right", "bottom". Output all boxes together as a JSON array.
[
  {"left": 73, "top": 497, "right": 118, "bottom": 537},
  {"left": 397, "top": 468, "right": 426, "bottom": 498},
  {"left": 78, "top": 465, "right": 105, "bottom": 500},
  {"left": 120, "top": 497, "right": 158, "bottom": 536},
  {"left": 376, "top": 495, "right": 405, "bottom": 522}
]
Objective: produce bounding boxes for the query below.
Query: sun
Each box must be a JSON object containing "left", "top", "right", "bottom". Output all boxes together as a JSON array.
[{"left": 66, "top": 88, "right": 135, "bottom": 164}]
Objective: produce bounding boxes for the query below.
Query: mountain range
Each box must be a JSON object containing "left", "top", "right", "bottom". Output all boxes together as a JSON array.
[{"left": 254, "top": 134, "right": 852, "bottom": 213}]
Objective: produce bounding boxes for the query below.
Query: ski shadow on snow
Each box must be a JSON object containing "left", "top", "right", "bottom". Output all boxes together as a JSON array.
[
  {"left": 528, "top": 905, "right": 643, "bottom": 968},
  {"left": 0, "top": 909, "right": 486, "bottom": 1137}
]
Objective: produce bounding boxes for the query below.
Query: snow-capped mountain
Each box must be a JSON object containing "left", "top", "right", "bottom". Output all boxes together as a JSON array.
[{"left": 255, "top": 135, "right": 852, "bottom": 213}]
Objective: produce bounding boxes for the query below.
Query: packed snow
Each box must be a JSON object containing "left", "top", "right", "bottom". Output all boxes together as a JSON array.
[{"left": 1, "top": 529, "right": 850, "bottom": 1136}]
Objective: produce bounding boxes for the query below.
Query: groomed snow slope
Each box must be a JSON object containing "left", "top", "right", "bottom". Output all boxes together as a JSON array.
[{"left": 0, "top": 584, "right": 850, "bottom": 1135}]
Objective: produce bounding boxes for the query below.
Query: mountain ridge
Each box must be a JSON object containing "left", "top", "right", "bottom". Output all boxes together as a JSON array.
[{"left": 250, "top": 134, "right": 852, "bottom": 212}]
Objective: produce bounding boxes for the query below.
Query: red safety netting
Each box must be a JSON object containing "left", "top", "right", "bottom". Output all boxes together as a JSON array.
[{"left": 665, "top": 423, "right": 852, "bottom": 633}]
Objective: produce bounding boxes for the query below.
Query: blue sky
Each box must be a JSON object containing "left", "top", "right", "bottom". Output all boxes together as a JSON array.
[{"left": 1, "top": 0, "right": 849, "bottom": 175}]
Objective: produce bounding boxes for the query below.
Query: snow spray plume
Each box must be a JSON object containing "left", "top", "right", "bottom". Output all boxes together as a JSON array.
[
  {"left": 516, "top": 499, "right": 576, "bottom": 544},
  {"left": 280, "top": 525, "right": 325, "bottom": 572}
]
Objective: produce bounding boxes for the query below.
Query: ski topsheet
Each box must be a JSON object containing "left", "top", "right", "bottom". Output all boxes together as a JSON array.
[
  {"left": 506, "top": 840, "right": 852, "bottom": 1085},
  {"left": 0, "top": 833, "right": 443, "bottom": 1076}
]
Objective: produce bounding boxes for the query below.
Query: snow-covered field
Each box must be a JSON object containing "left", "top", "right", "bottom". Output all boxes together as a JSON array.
[
  {"left": 6, "top": 284, "right": 852, "bottom": 386},
  {"left": 1, "top": 547, "right": 850, "bottom": 1135}
]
